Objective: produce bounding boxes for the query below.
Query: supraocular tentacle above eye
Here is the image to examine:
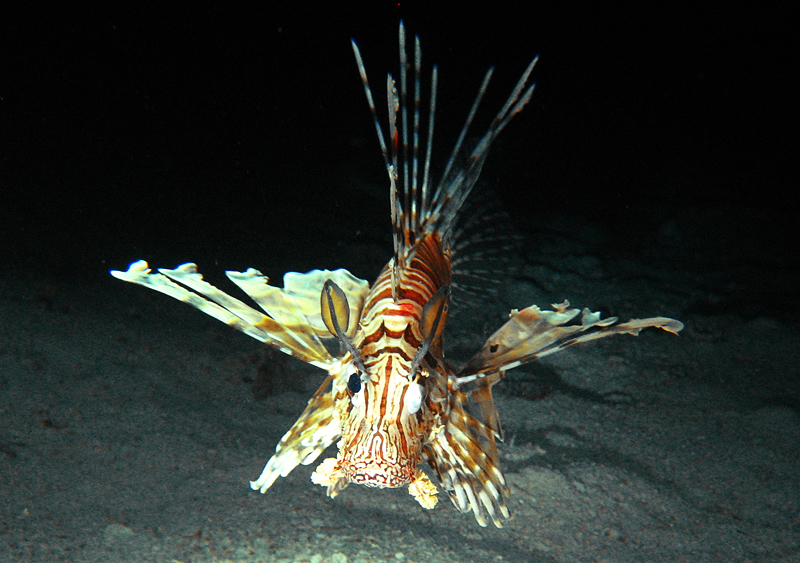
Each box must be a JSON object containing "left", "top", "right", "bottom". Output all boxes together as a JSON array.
[
  {"left": 321, "top": 279, "right": 367, "bottom": 376},
  {"left": 409, "top": 283, "right": 451, "bottom": 380}
]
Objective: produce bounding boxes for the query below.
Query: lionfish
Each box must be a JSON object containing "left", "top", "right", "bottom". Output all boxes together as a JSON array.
[{"left": 111, "top": 22, "right": 683, "bottom": 527}]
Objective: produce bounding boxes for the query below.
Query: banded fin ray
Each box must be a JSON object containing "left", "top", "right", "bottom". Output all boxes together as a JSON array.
[
  {"left": 228, "top": 267, "right": 368, "bottom": 342},
  {"left": 423, "top": 371, "right": 509, "bottom": 527},
  {"left": 449, "top": 189, "right": 524, "bottom": 310},
  {"left": 110, "top": 260, "right": 369, "bottom": 369},
  {"left": 459, "top": 300, "right": 685, "bottom": 378},
  {"left": 250, "top": 373, "right": 341, "bottom": 494},
  {"left": 351, "top": 21, "right": 537, "bottom": 297},
  {"left": 426, "top": 56, "right": 537, "bottom": 253}
]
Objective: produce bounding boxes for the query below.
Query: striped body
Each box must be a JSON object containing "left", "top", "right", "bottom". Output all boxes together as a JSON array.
[
  {"left": 338, "top": 233, "right": 449, "bottom": 488},
  {"left": 110, "top": 22, "right": 683, "bottom": 527}
]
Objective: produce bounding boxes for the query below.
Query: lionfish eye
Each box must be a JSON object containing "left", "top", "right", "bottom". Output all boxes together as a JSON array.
[{"left": 347, "top": 372, "right": 362, "bottom": 394}]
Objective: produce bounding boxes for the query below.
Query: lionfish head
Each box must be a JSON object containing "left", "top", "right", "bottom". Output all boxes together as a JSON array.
[
  {"left": 320, "top": 278, "right": 448, "bottom": 489},
  {"left": 337, "top": 362, "right": 425, "bottom": 488}
]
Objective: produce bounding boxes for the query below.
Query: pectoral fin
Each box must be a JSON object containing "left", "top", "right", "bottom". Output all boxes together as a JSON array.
[{"left": 461, "top": 300, "right": 683, "bottom": 376}]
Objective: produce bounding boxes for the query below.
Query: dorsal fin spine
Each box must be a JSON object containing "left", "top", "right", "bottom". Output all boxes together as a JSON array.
[{"left": 351, "top": 21, "right": 537, "bottom": 299}]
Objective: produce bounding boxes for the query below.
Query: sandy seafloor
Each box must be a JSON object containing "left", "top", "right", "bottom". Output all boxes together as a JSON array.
[
  {"left": 1, "top": 6, "right": 797, "bottom": 561},
  {"left": 1, "top": 204, "right": 798, "bottom": 563}
]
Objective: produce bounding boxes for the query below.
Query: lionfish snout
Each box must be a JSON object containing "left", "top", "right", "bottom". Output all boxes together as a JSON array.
[
  {"left": 344, "top": 458, "right": 414, "bottom": 488},
  {"left": 340, "top": 425, "right": 418, "bottom": 488}
]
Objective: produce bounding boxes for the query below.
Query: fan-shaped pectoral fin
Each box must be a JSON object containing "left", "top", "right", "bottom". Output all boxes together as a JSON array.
[
  {"left": 250, "top": 374, "right": 340, "bottom": 493},
  {"left": 423, "top": 384, "right": 510, "bottom": 528},
  {"left": 460, "top": 301, "right": 684, "bottom": 376},
  {"left": 110, "top": 261, "right": 335, "bottom": 367}
]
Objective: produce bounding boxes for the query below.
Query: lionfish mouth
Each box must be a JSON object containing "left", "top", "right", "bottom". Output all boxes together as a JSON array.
[{"left": 344, "top": 460, "right": 413, "bottom": 488}]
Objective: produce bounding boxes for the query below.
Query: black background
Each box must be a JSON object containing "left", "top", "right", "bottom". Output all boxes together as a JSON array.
[{"left": 2, "top": 3, "right": 795, "bottom": 289}]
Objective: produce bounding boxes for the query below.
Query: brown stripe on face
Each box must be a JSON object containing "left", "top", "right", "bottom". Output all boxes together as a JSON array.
[
  {"left": 402, "top": 323, "right": 423, "bottom": 349},
  {"left": 361, "top": 321, "right": 386, "bottom": 346},
  {"left": 379, "top": 355, "right": 392, "bottom": 417},
  {"left": 395, "top": 383, "right": 410, "bottom": 457},
  {"left": 375, "top": 307, "right": 420, "bottom": 319},
  {"left": 383, "top": 325, "right": 407, "bottom": 339},
  {"left": 363, "top": 346, "right": 413, "bottom": 363},
  {"left": 368, "top": 431, "right": 385, "bottom": 458},
  {"left": 362, "top": 383, "right": 371, "bottom": 420}
]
